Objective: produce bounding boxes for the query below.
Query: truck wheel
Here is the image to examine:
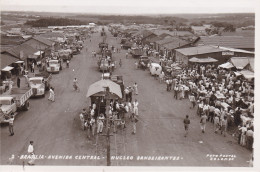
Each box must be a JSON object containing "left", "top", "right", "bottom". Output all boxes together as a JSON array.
[
  {"left": 24, "top": 101, "right": 30, "bottom": 111},
  {"left": 42, "top": 93, "right": 45, "bottom": 98}
]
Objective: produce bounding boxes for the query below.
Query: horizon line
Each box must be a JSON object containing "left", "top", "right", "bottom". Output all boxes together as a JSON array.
[{"left": 1, "top": 10, "right": 255, "bottom": 16}]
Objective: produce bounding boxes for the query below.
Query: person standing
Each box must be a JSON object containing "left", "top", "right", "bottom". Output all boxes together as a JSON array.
[
  {"left": 132, "top": 115, "right": 138, "bottom": 135},
  {"left": 213, "top": 114, "right": 220, "bottom": 133},
  {"left": 48, "top": 87, "right": 55, "bottom": 102},
  {"left": 4, "top": 114, "right": 14, "bottom": 136},
  {"left": 85, "top": 119, "right": 91, "bottom": 139},
  {"left": 90, "top": 117, "right": 96, "bottom": 137},
  {"left": 119, "top": 59, "right": 122, "bottom": 67},
  {"left": 97, "top": 114, "right": 105, "bottom": 134},
  {"left": 31, "top": 63, "right": 35, "bottom": 73},
  {"left": 200, "top": 113, "right": 207, "bottom": 133},
  {"left": 133, "top": 99, "right": 139, "bottom": 116},
  {"left": 133, "top": 83, "right": 138, "bottom": 95},
  {"left": 189, "top": 93, "right": 196, "bottom": 109},
  {"left": 66, "top": 60, "right": 70, "bottom": 68},
  {"left": 220, "top": 116, "right": 228, "bottom": 137},
  {"left": 79, "top": 113, "right": 85, "bottom": 131},
  {"left": 126, "top": 52, "right": 128, "bottom": 59},
  {"left": 17, "top": 77, "right": 20, "bottom": 88},
  {"left": 129, "top": 87, "right": 133, "bottom": 102},
  {"left": 183, "top": 115, "right": 191, "bottom": 137},
  {"left": 174, "top": 85, "right": 179, "bottom": 100},
  {"left": 27, "top": 141, "right": 35, "bottom": 165},
  {"left": 135, "top": 61, "right": 138, "bottom": 69}
]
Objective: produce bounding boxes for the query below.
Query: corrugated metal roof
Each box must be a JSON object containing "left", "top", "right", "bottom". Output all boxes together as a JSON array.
[
  {"left": 0, "top": 54, "right": 19, "bottom": 69},
  {"left": 162, "top": 39, "right": 190, "bottom": 50},
  {"left": 4, "top": 44, "right": 38, "bottom": 60},
  {"left": 175, "top": 45, "right": 224, "bottom": 56},
  {"left": 195, "top": 36, "right": 255, "bottom": 49},
  {"left": 155, "top": 37, "right": 176, "bottom": 45},
  {"left": 32, "top": 36, "right": 54, "bottom": 46}
]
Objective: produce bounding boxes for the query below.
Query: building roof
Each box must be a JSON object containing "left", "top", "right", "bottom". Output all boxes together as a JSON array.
[
  {"left": 39, "top": 32, "right": 65, "bottom": 39},
  {"left": 3, "top": 44, "right": 38, "bottom": 60},
  {"left": 0, "top": 54, "right": 19, "bottom": 69},
  {"left": 0, "top": 35, "right": 25, "bottom": 46},
  {"left": 195, "top": 36, "right": 255, "bottom": 49},
  {"left": 230, "top": 57, "right": 254, "bottom": 70},
  {"left": 162, "top": 38, "right": 190, "bottom": 50},
  {"left": 191, "top": 26, "right": 207, "bottom": 31},
  {"left": 175, "top": 45, "right": 224, "bottom": 56},
  {"left": 31, "top": 36, "right": 54, "bottom": 46},
  {"left": 155, "top": 37, "right": 177, "bottom": 45}
]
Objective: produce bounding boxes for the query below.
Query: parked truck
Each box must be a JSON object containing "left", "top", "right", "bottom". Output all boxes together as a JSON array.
[
  {"left": 28, "top": 72, "right": 52, "bottom": 97},
  {"left": 47, "top": 60, "right": 61, "bottom": 73},
  {"left": 0, "top": 87, "right": 33, "bottom": 124}
]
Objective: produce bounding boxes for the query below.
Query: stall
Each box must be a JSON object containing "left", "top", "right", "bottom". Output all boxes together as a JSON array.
[{"left": 86, "top": 80, "right": 122, "bottom": 115}]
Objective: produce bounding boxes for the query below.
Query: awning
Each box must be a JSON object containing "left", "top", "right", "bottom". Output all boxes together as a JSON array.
[
  {"left": 219, "top": 62, "right": 234, "bottom": 69},
  {"left": 15, "top": 61, "right": 24, "bottom": 64},
  {"left": 189, "top": 57, "right": 218, "bottom": 63},
  {"left": 230, "top": 57, "right": 249, "bottom": 70},
  {"left": 86, "top": 80, "right": 122, "bottom": 99},
  {"left": 1, "top": 66, "right": 14, "bottom": 71},
  {"left": 34, "top": 51, "right": 44, "bottom": 56},
  {"left": 240, "top": 70, "right": 254, "bottom": 79}
]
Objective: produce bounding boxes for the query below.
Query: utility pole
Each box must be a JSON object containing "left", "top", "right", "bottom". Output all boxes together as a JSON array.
[{"left": 101, "top": 86, "right": 112, "bottom": 166}]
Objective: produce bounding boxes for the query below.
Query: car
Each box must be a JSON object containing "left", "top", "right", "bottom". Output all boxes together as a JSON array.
[{"left": 150, "top": 63, "right": 162, "bottom": 76}]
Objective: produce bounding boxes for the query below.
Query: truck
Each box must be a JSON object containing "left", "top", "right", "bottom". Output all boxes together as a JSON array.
[
  {"left": 110, "top": 75, "right": 124, "bottom": 97},
  {"left": 0, "top": 87, "right": 32, "bottom": 124},
  {"left": 47, "top": 60, "right": 61, "bottom": 73},
  {"left": 28, "top": 72, "right": 52, "bottom": 97},
  {"left": 130, "top": 47, "right": 143, "bottom": 58},
  {"left": 58, "top": 49, "right": 72, "bottom": 62},
  {"left": 98, "top": 58, "right": 110, "bottom": 72}
]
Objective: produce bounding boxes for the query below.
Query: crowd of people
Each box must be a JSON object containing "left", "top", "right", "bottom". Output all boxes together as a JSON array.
[
  {"left": 158, "top": 62, "right": 254, "bottom": 151},
  {"left": 80, "top": 82, "right": 139, "bottom": 139}
]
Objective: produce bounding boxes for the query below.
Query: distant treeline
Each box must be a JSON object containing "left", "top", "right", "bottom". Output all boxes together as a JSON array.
[
  {"left": 71, "top": 15, "right": 188, "bottom": 25},
  {"left": 25, "top": 17, "right": 86, "bottom": 27}
]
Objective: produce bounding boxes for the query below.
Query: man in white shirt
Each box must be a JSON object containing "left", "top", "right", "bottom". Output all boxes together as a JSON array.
[
  {"left": 133, "top": 99, "right": 139, "bottom": 116},
  {"left": 97, "top": 114, "right": 105, "bottom": 133},
  {"left": 4, "top": 114, "right": 14, "bottom": 136},
  {"left": 28, "top": 141, "right": 35, "bottom": 165}
]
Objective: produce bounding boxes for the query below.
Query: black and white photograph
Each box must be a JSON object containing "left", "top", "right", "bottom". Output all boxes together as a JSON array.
[{"left": 0, "top": 0, "right": 259, "bottom": 171}]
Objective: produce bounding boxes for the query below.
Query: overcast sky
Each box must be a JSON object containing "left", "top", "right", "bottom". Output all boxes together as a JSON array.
[{"left": 0, "top": 0, "right": 256, "bottom": 14}]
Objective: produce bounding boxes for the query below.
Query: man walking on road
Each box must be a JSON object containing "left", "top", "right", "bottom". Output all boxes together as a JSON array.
[
  {"left": 183, "top": 115, "right": 190, "bottom": 137},
  {"left": 133, "top": 99, "right": 139, "bottom": 116},
  {"left": 48, "top": 87, "right": 55, "bottom": 102},
  {"left": 4, "top": 114, "right": 15, "bottom": 136},
  {"left": 119, "top": 59, "right": 122, "bottom": 67},
  {"left": 132, "top": 115, "right": 138, "bottom": 135},
  {"left": 200, "top": 113, "right": 207, "bottom": 133},
  {"left": 28, "top": 141, "right": 35, "bottom": 165},
  {"left": 133, "top": 83, "right": 138, "bottom": 95},
  {"left": 17, "top": 76, "right": 20, "bottom": 88}
]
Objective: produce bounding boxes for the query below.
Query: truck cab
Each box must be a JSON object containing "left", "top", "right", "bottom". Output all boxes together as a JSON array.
[
  {"left": 47, "top": 60, "right": 60, "bottom": 73},
  {"left": 0, "top": 97, "right": 17, "bottom": 121},
  {"left": 29, "top": 77, "right": 46, "bottom": 97}
]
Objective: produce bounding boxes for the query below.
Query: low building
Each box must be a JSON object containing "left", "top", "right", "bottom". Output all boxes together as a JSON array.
[
  {"left": 175, "top": 45, "right": 254, "bottom": 65},
  {"left": 191, "top": 26, "right": 207, "bottom": 36},
  {"left": 194, "top": 36, "right": 255, "bottom": 52}
]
